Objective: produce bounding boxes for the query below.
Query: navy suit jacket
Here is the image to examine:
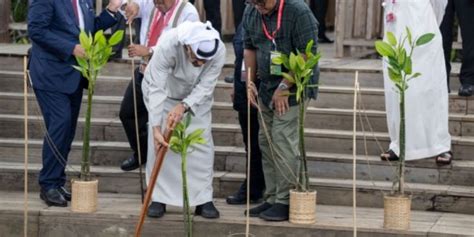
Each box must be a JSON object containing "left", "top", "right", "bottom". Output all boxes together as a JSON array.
[{"left": 28, "top": 0, "right": 117, "bottom": 94}]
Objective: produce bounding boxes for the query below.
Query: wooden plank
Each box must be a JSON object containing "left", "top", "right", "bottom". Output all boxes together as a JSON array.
[
  {"left": 353, "top": 0, "right": 368, "bottom": 38},
  {"left": 344, "top": 0, "right": 355, "bottom": 38},
  {"left": 374, "top": 0, "right": 383, "bottom": 38},
  {"left": 0, "top": 0, "right": 11, "bottom": 42},
  {"left": 365, "top": 0, "right": 375, "bottom": 40},
  {"left": 335, "top": 0, "right": 346, "bottom": 57}
]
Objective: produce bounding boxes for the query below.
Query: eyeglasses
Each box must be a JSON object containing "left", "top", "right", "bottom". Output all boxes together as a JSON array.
[{"left": 246, "top": 0, "right": 266, "bottom": 7}]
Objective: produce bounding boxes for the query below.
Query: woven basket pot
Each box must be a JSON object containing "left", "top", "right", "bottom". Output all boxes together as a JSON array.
[
  {"left": 383, "top": 194, "right": 411, "bottom": 230},
  {"left": 71, "top": 179, "right": 98, "bottom": 213},
  {"left": 289, "top": 189, "right": 317, "bottom": 224}
]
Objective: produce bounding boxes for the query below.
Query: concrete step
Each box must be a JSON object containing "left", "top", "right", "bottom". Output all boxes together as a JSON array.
[
  {"left": 0, "top": 67, "right": 235, "bottom": 96},
  {"left": 3, "top": 102, "right": 474, "bottom": 138},
  {"left": 2, "top": 191, "right": 473, "bottom": 237},
  {"left": 1, "top": 162, "right": 474, "bottom": 215},
  {"left": 2, "top": 136, "right": 473, "bottom": 186},
  {"left": 4, "top": 93, "right": 474, "bottom": 139},
  {"left": 2, "top": 114, "right": 474, "bottom": 160}
]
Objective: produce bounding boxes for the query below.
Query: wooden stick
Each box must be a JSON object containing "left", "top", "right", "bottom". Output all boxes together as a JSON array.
[
  {"left": 352, "top": 71, "right": 359, "bottom": 237},
  {"left": 127, "top": 2, "right": 145, "bottom": 203},
  {"left": 245, "top": 68, "right": 251, "bottom": 237},
  {"left": 23, "top": 56, "right": 29, "bottom": 237},
  {"left": 134, "top": 129, "right": 173, "bottom": 237}
]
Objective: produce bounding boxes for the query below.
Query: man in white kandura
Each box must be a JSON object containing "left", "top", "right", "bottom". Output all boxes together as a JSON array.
[
  {"left": 380, "top": 0, "right": 453, "bottom": 164},
  {"left": 142, "top": 21, "right": 226, "bottom": 219}
]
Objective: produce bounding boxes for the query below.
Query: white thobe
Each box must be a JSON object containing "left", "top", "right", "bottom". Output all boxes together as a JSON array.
[
  {"left": 383, "top": 0, "right": 451, "bottom": 160},
  {"left": 142, "top": 30, "right": 226, "bottom": 206}
]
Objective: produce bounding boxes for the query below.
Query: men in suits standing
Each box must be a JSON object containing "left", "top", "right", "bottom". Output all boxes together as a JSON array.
[{"left": 28, "top": 0, "right": 121, "bottom": 207}]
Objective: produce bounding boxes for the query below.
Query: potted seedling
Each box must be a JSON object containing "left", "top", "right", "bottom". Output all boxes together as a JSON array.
[
  {"left": 271, "top": 40, "right": 321, "bottom": 224},
  {"left": 169, "top": 114, "right": 207, "bottom": 237},
  {"left": 375, "top": 27, "right": 434, "bottom": 230},
  {"left": 71, "top": 29, "right": 124, "bottom": 213}
]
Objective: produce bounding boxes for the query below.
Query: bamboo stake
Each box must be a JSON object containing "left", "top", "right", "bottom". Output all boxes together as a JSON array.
[
  {"left": 23, "top": 56, "right": 29, "bottom": 237},
  {"left": 127, "top": 3, "right": 145, "bottom": 202},
  {"left": 134, "top": 129, "right": 173, "bottom": 237},
  {"left": 352, "top": 71, "right": 359, "bottom": 237},
  {"left": 245, "top": 68, "right": 251, "bottom": 237}
]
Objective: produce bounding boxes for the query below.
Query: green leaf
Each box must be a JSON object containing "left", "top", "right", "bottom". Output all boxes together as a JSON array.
[
  {"left": 305, "top": 40, "right": 314, "bottom": 56},
  {"left": 109, "top": 30, "right": 124, "bottom": 46},
  {"left": 388, "top": 67, "right": 402, "bottom": 83},
  {"left": 386, "top": 32, "right": 397, "bottom": 46},
  {"left": 72, "top": 65, "right": 83, "bottom": 72},
  {"left": 404, "top": 57, "right": 412, "bottom": 75},
  {"left": 406, "top": 27, "right": 412, "bottom": 46},
  {"left": 398, "top": 49, "right": 406, "bottom": 68},
  {"left": 305, "top": 53, "right": 321, "bottom": 70},
  {"left": 289, "top": 52, "right": 297, "bottom": 71},
  {"left": 375, "top": 41, "right": 395, "bottom": 58},
  {"left": 186, "top": 129, "right": 204, "bottom": 143},
  {"left": 412, "top": 72, "right": 421, "bottom": 78},
  {"left": 184, "top": 113, "right": 191, "bottom": 129},
  {"left": 79, "top": 31, "right": 90, "bottom": 51},
  {"left": 296, "top": 55, "right": 305, "bottom": 71},
  {"left": 281, "top": 72, "right": 295, "bottom": 83},
  {"left": 416, "top": 33, "right": 435, "bottom": 46}
]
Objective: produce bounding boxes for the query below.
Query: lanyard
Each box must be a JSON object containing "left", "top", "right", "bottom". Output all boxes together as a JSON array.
[{"left": 261, "top": 0, "right": 285, "bottom": 42}]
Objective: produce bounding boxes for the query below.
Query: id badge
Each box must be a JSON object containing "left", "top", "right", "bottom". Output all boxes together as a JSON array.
[{"left": 270, "top": 51, "right": 282, "bottom": 76}]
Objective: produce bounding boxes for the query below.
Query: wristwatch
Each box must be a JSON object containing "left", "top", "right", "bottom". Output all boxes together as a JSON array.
[
  {"left": 278, "top": 82, "right": 289, "bottom": 90},
  {"left": 181, "top": 102, "right": 190, "bottom": 112}
]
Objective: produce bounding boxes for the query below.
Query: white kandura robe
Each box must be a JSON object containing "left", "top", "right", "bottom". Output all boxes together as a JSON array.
[
  {"left": 382, "top": 0, "right": 451, "bottom": 161},
  {"left": 142, "top": 28, "right": 226, "bottom": 206}
]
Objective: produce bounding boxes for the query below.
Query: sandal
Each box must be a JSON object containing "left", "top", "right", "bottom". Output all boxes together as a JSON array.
[
  {"left": 435, "top": 151, "right": 453, "bottom": 165},
  {"left": 380, "top": 149, "right": 399, "bottom": 161}
]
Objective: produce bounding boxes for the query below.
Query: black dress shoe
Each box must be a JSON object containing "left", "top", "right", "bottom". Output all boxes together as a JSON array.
[
  {"left": 120, "top": 155, "right": 145, "bottom": 171},
  {"left": 458, "top": 84, "right": 473, "bottom": 97},
  {"left": 195, "top": 201, "right": 220, "bottom": 219},
  {"left": 259, "top": 203, "right": 289, "bottom": 221},
  {"left": 318, "top": 34, "right": 334, "bottom": 44},
  {"left": 58, "top": 186, "right": 71, "bottom": 201},
  {"left": 244, "top": 202, "right": 272, "bottom": 217},
  {"left": 226, "top": 193, "right": 262, "bottom": 205},
  {"left": 40, "top": 189, "right": 67, "bottom": 207},
  {"left": 147, "top": 202, "right": 166, "bottom": 218}
]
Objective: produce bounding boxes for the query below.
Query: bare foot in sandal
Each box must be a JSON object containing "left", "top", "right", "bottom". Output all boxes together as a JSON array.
[
  {"left": 436, "top": 151, "right": 453, "bottom": 165},
  {"left": 380, "top": 149, "right": 399, "bottom": 161}
]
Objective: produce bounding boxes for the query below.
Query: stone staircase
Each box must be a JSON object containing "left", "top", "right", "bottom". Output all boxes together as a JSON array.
[{"left": 0, "top": 44, "right": 473, "bottom": 236}]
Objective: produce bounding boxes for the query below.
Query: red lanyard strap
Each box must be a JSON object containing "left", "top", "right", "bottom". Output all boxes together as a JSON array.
[{"left": 261, "top": 0, "right": 285, "bottom": 41}]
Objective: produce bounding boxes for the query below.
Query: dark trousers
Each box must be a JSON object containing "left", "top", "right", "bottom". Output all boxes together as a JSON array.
[
  {"left": 232, "top": 0, "right": 246, "bottom": 31},
  {"left": 119, "top": 68, "right": 148, "bottom": 162},
  {"left": 440, "top": 0, "right": 474, "bottom": 88},
  {"left": 34, "top": 87, "right": 83, "bottom": 191},
  {"left": 309, "top": 0, "right": 328, "bottom": 38},
  {"left": 189, "top": 0, "right": 222, "bottom": 34},
  {"left": 237, "top": 110, "right": 265, "bottom": 198}
]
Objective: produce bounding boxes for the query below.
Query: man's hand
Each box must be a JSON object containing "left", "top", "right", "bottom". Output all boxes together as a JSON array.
[
  {"left": 73, "top": 44, "right": 86, "bottom": 58},
  {"left": 128, "top": 44, "right": 151, "bottom": 57},
  {"left": 247, "top": 81, "right": 258, "bottom": 107},
  {"left": 166, "top": 103, "right": 186, "bottom": 130},
  {"left": 272, "top": 87, "right": 289, "bottom": 116},
  {"left": 152, "top": 126, "right": 168, "bottom": 153},
  {"left": 107, "top": 0, "right": 122, "bottom": 12},
  {"left": 124, "top": 2, "right": 139, "bottom": 24}
]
